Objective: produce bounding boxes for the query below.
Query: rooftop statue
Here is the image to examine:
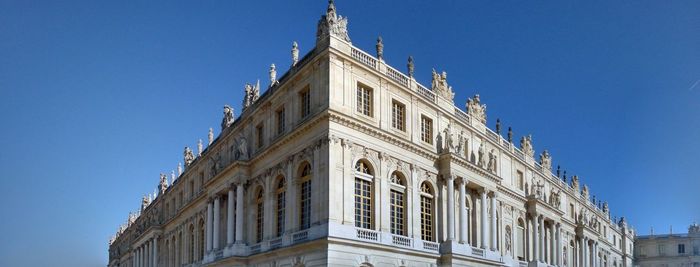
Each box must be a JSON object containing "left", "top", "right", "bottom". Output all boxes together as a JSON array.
[
  {"left": 208, "top": 127, "right": 214, "bottom": 145},
  {"left": 689, "top": 222, "right": 700, "bottom": 234},
  {"left": 269, "top": 64, "right": 278, "bottom": 87},
  {"left": 242, "top": 80, "right": 261, "bottom": 111},
  {"left": 540, "top": 150, "right": 552, "bottom": 171},
  {"left": 376, "top": 36, "right": 383, "bottom": 60},
  {"left": 184, "top": 146, "right": 195, "bottom": 167},
  {"left": 571, "top": 175, "right": 579, "bottom": 190},
  {"left": 520, "top": 134, "right": 534, "bottom": 157},
  {"left": 603, "top": 201, "right": 609, "bottom": 213},
  {"left": 291, "top": 41, "right": 299, "bottom": 66},
  {"left": 197, "top": 139, "right": 203, "bottom": 156},
  {"left": 407, "top": 56, "right": 415, "bottom": 78},
  {"left": 431, "top": 69, "right": 455, "bottom": 102},
  {"left": 159, "top": 173, "right": 168, "bottom": 195},
  {"left": 582, "top": 184, "right": 590, "bottom": 200},
  {"left": 316, "top": 0, "right": 351, "bottom": 43},
  {"left": 221, "top": 105, "right": 235, "bottom": 130},
  {"left": 466, "top": 94, "right": 486, "bottom": 124},
  {"left": 177, "top": 162, "right": 182, "bottom": 176},
  {"left": 141, "top": 195, "right": 149, "bottom": 211}
]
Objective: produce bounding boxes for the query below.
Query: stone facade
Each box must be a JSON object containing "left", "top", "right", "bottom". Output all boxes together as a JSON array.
[
  {"left": 108, "top": 1, "right": 634, "bottom": 267},
  {"left": 634, "top": 223, "right": 700, "bottom": 267}
]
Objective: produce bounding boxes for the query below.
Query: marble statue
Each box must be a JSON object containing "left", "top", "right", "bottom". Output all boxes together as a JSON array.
[
  {"left": 221, "top": 105, "right": 235, "bottom": 130},
  {"left": 466, "top": 94, "right": 487, "bottom": 124},
  {"left": 563, "top": 247, "right": 567, "bottom": 266},
  {"left": 477, "top": 143, "right": 485, "bottom": 168},
  {"left": 407, "top": 56, "right": 414, "bottom": 78},
  {"left": 603, "top": 201, "right": 609, "bottom": 213},
  {"left": 443, "top": 123, "right": 454, "bottom": 152},
  {"left": 210, "top": 152, "right": 222, "bottom": 177},
  {"left": 487, "top": 149, "right": 498, "bottom": 173},
  {"left": 505, "top": 227, "right": 512, "bottom": 254},
  {"left": 171, "top": 170, "right": 175, "bottom": 183},
  {"left": 197, "top": 139, "right": 203, "bottom": 156},
  {"left": 571, "top": 175, "right": 579, "bottom": 191},
  {"left": 177, "top": 162, "right": 182, "bottom": 176},
  {"left": 534, "top": 179, "right": 545, "bottom": 199},
  {"left": 376, "top": 36, "right": 383, "bottom": 59},
  {"left": 141, "top": 195, "right": 149, "bottom": 211},
  {"left": 431, "top": 69, "right": 455, "bottom": 102},
  {"left": 496, "top": 118, "right": 501, "bottom": 134},
  {"left": 550, "top": 189, "right": 561, "bottom": 208},
  {"left": 236, "top": 136, "right": 249, "bottom": 160},
  {"left": 242, "top": 80, "right": 261, "bottom": 111},
  {"left": 208, "top": 127, "right": 214, "bottom": 145},
  {"left": 582, "top": 184, "right": 590, "bottom": 200},
  {"left": 316, "top": 0, "right": 351, "bottom": 42},
  {"left": 291, "top": 41, "right": 299, "bottom": 66},
  {"left": 184, "top": 146, "right": 195, "bottom": 167},
  {"left": 507, "top": 127, "right": 512, "bottom": 143},
  {"left": 520, "top": 134, "right": 534, "bottom": 157},
  {"left": 539, "top": 150, "right": 552, "bottom": 171},
  {"left": 159, "top": 173, "right": 168, "bottom": 194},
  {"left": 269, "top": 64, "right": 278, "bottom": 87},
  {"left": 456, "top": 130, "right": 466, "bottom": 156}
]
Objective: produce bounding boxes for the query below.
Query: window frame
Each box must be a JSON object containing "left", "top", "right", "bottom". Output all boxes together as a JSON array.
[
  {"left": 391, "top": 100, "right": 406, "bottom": 132},
  {"left": 356, "top": 83, "right": 373, "bottom": 117},
  {"left": 420, "top": 115, "right": 433, "bottom": 144}
]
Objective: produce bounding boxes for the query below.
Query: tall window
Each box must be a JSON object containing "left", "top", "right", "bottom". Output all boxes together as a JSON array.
[
  {"left": 389, "top": 172, "right": 406, "bottom": 236},
  {"left": 516, "top": 171, "right": 524, "bottom": 190},
  {"left": 356, "top": 83, "right": 373, "bottom": 117},
  {"left": 255, "top": 188, "right": 264, "bottom": 243},
  {"left": 679, "top": 244, "right": 686, "bottom": 254},
  {"left": 517, "top": 219, "right": 525, "bottom": 260},
  {"left": 420, "top": 115, "right": 433, "bottom": 144},
  {"left": 420, "top": 182, "right": 434, "bottom": 241},
  {"left": 189, "top": 225, "right": 195, "bottom": 263},
  {"left": 299, "top": 163, "right": 312, "bottom": 229},
  {"left": 256, "top": 124, "right": 264, "bottom": 149},
  {"left": 276, "top": 177, "right": 286, "bottom": 237},
  {"left": 198, "top": 219, "right": 204, "bottom": 261},
  {"left": 354, "top": 161, "right": 373, "bottom": 229},
  {"left": 391, "top": 100, "right": 405, "bottom": 131},
  {"left": 569, "top": 204, "right": 575, "bottom": 220},
  {"left": 658, "top": 244, "right": 666, "bottom": 256},
  {"left": 300, "top": 87, "right": 311, "bottom": 118},
  {"left": 276, "top": 108, "right": 285, "bottom": 135}
]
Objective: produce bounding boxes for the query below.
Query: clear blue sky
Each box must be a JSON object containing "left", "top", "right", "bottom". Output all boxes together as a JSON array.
[{"left": 0, "top": 1, "right": 698, "bottom": 266}]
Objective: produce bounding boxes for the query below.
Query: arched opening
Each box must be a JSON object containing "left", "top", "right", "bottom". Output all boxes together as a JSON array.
[
  {"left": 517, "top": 218, "right": 526, "bottom": 260},
  {"left": 389, "top": 171, "right": 407, "bottom": 236},
  {"left": 354, "top": 160, "right": 374, "bottom": 229},
  {"left": 298, "top": 162, "right": 312, "bottom": 230},
  {"left": 275, "top": 175, "right": 286, "bottom": 237},
  {"left": 419, "top": 181, "right": 435, "bottom": 242},
  {"left": 188, "top": 224, "right": 195, "bottom": 263},
  {"left": 198, "top": 219, "right": 205, "bottom": 261},
  {"left": 255, "top": 186, "right": 265, "bottom": 243}
]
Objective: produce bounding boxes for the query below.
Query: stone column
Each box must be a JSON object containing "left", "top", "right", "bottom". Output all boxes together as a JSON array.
[
  {"left": 235, "top": 184, "right": 244, "bottom": 244},
  {"left": 480, "top": 189, "right": 489, "bottom": 249},
  {"left": 533, "top": 215, "right": 539, "bottom": 262},
  {"left": 458, "top": 178, "right": 468, "bottom": 244},
  {"left": 490, "top": 191, "right": 497, "bottom": 251},
  {"left": 227, "top": 187, "right": 235, "bottom": 246},
  {"left": 213, "top": 196, "right": 221, "bottom": 250},
  {"left": 579, "top": 237, "right": 584, "bottom": 267},
  {"left": 206, "top": 200, "right": 213, "bottom": 253},
  {"left": 583, "top": 237, "right": 588, "bottom": 267},
  {"left": 138, "top": 246, "right": 142, "bottom": 267},
  {"left": 539, "top": 217, "right": 545, "bottom": 262},
  {"left": 555, "top": 224, "right": 561, "bottom": 266},
  {"left": 132, "top": 249, "right": 136, "bottom": 267},
  {"left": 152, "top": 237, "right": 158, "bottom": 267},
  {"left": 446, "top": 175, "right": 455, "bottom": 241}
]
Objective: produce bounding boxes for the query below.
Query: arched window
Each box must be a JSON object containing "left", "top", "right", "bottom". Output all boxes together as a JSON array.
[
  {"left": 420, "top": 182, "right": 434, "bottom": 241},
  {"left": 354, "top": 160, "right": 374, "bottom": 229},
  {"left": 517, "top": 218, "right": 526, "bottom": 260},
  {"left": 276, "top": 176, "right": 286, "bottom": 237},
  {"left": 189, "top": 224, "right": 195, "bottom": 263},
  {"left": 389, "top": 172, "right": 406, "bottom": 236},
  {"left": 255, "top": 187, "right": 264, "bottom": 243},
  {"left": 299, "top": 163, "right": 312, "bottom": 230},
  {"left": 198, "top": 219, "right": 205, "bottom": 261}
]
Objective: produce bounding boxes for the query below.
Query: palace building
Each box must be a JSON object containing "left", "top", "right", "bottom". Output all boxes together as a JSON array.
[
  {"left": 633, "top": 223, "right": 700, "bottom": 267},
  {"left": 108, "top": 1, "right": 635, "bottom": 266}
]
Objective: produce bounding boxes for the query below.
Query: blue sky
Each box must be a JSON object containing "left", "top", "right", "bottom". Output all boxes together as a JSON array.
[{"left": 0, "top": 1, "right": 698, "bottom": 266}]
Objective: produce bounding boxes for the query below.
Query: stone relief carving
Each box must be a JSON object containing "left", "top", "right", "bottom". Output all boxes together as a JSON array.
[
  {"left": 487, "top": 149, "right": 498, "bottom": 173},
  {"left": 466, "top": 94, "right": 487, "bottom": 124},
  {"left": 540, "top": 150, "right": 552, "bottom": 171},
  {"left": 316, "top": 0, "right": 351, "bottom": 42},
  {"left": 505, "top": 226, "right": 512, "bottom": 255},
  {"left": 242, "top": 80, "right": 261, "bottom": 111},
  {"left": 184, "top": 146, "right": 195, "bottom": 167},
  {"left": 221, "top": 105, "right": 235, "bottom": 130},
  {"left": 520, "top": 134, "right": 534, "bottom": 157},
  {"left": 431, "top": 69, "right": 454, "bottom": 102},
  {"left": 531, "top": 179, "right": 544, "bottom": 200},
  {"left": 549, "top": 189, "right": 561, "bottom": 208},
  {"left": 235, "top": 136, "right": 249, "bottom": 160}
]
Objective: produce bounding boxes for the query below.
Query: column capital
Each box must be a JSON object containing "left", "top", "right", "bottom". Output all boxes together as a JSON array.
[
  {"left": 478, "top": 188, "right": 487, "bottom": 195},
  {"left": 490, "top": 191, "right": 499, "bottom": 198},
  {"left": 458, "top": 177, "right": 468, "bottom": 186},
  {"left": 443, "top": 174, "right": 455, "bottom": 181}
]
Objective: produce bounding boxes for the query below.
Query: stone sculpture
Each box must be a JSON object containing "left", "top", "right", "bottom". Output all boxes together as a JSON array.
[
  {"left": 197, "top": 139, "right": 203, "bottom": 156},
  {"left": 456, "top": 130, "right": 465, "bottom": 156},
  {"left": 316, "top": 0, "right": 351, "bottom": 42},
  {"left": 505, "top": 227, "right": 512, "bottom": 254},
  {"left": 487, "top": 149, "right": 497, "bottom": 173},
  {"left": 582, "top": 184, "right": 590, "bottom": 200},
  {"left": 550, "top": 189, "right": 561, "bottom": 208},
  {"left": 291, "top": 41, "right": 299, "bottom": 66},
  {"left": 466, "top": 94, "right": 486, "bottom": 124},
  {"left": 507, "top": 127, "right": 513, "bottom": 143},
  {"left": 443, "top": 123, "right": 454, "bottom": 152},
  {"left": 431, "top": 69, "right": 454, "bottom": 102},
  {"left": 221, "top": 105, "right": 235, "bottom": 130},
  {"left": 236, "top": 136, "right": 249, "bottom": 160},
  {"left": 177, "top": 162, "right": 182, "bottom": 176},
  {"left": 184, "top": 146, "right": 195, "bottom": 167},
  {"left": 269, "top": 64, "right": 278, "bottom": 87},
  {"left": 208, "top": 128, "right": 214, "bottom": 145},
  {"left": 159, "top": 173, "right": 168, "bottom": 195},
  {"left": 520, "top": 134, "right": 534, "bottom": 157},
  {"left": 376, "top": 36, "right": 383, "bottom": 59},
  {"left": 477, "top": 143, "right": 485, "bottom": 168},
  {"left": 407, "top": 56, "right": 414, "bottom": 78},
  {"left": 242, "top": 81, "right": 261, "bottom": 111},
  {"left": 540, "top": 150, "right": 552, "bottom": 171}
]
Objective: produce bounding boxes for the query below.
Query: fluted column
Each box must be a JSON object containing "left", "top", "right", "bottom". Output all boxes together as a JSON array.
[
  {"left": 480, "top": 189, "right": 489, "bottom": 249},
  {"left": 490, "top": 191, "right": 497, "bottom": 251},
  {"left": 152, "top": 237, "right": 158, "bottom": 267},
  {"left": 446, "top": 175, "right": 455, "bottom": 241},
  {"left": 458, "top": 178, "right": 468, "bottom": 244},
  {"left": 556, "top": 224, "right": 561, "bottom": 266},
  {"left": 539, "top": 217, "right": 545, "bottom": 262},
  {"left": 583, "top": 237, "right": 589, "bottom": 267},
  {"left": 533, "top": 215, "right": 540, "bottom": 262},
  {"left": 206, "top": 200, "right": 213, "bottom": 253},
  {"left": 235, "top": 184, "right": 244, "bottom": 244},
  {"left": 213, "top": 196, "right": 221, "bottom": 250},
  {"left": 227, "top": 187, "right": 235, "bottom": 246}
]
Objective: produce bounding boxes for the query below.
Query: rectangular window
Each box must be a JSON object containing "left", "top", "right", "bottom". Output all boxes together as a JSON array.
[
  {"left": 300, "top": 88, "right": 310, "bottom": 118},
  {"left": 516, "top": 171, "right": 524, "bottom": 190},
  {"left": 356, "top": 84, "right": 373, "bottom": 117},
  {"left": 300, "top": 179, "right": 311, "bottom": 229},
  {"left": 256, "top": 200, "right": 264, "bottom": 243},
  {"left": 354, "top": 178, "right": 372, "bottom": 229},
  {"left": 569, "top": 204, "right": 575, "bottom": 219},
  {"left": 256, "top": 124, "right": 264, "bottom": 148},
  {"left": 658, "top": 244, "right": 666, "bottom": 255},
  {"left": 679, "top": 244, "right": 686, "bottom": 254},
  {"left": 276, "top": 190, "right": 285, "bottom": 237},
  {"left": 391, "top": 100, "right": 405, "bottom": 131},
  {"left": 420, "top": 115, "right": 433, "bottom": 144},
  {"left": 276, "top": 108, "right": 285, "bottom": 135},
  {"left": 390, "top": 189, "right": 405, "bottom": 235},
  {"left": 420, "top": 195, "right": 433, "bottom": 241}
]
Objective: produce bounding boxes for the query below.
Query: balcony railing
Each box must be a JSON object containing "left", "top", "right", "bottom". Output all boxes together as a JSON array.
[
  {"left": 386, "top": 66, "right": 409, "bottom": 87},
  {"left": 292, "top": 230, "right": 308, "bottom": 244},
  {"left": 417, "top": 84, "right": 436, "bottom": 102},
  {"left": 391, "top": 234, "right": 411, "bottom": 247},
  {"left": 422, "top": 240, "right": 439, "bottom": 251},
  {"left": 356, "top": 228, "right": 379, "bottom": 241},
  {"left": 351, "top": 47, "right": 377, "bottom": 69}
]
